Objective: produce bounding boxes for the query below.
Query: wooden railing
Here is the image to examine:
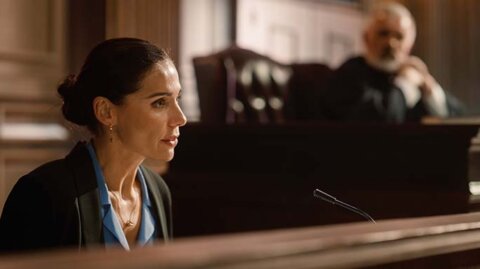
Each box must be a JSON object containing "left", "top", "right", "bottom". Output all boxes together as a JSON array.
[{"left": 2, "top": 212, "right": 480, "bottom": 268}]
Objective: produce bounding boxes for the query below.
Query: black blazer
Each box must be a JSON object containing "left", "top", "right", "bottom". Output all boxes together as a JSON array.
[{"left": 0, "top": 142, "right": 172, "bottom": 253}]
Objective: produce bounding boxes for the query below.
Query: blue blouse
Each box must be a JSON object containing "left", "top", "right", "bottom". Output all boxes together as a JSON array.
[{"left": 86, "top": 143, "right": 157, "bottom": 250}]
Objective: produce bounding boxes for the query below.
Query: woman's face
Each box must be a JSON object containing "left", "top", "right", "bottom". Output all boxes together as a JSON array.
[{"left": 113, "top": 60, "right": 187, "bottom": 161}]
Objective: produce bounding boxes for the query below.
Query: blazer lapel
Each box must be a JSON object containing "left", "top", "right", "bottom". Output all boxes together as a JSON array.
[
  {"left": 65, "top": 142, "right": 103, "bottom": 247},
  {"left": 64, "top": 143, "right": 170, "bottom": 245},
  {"left": 76, "top": 190, "right": 102, "bottom": 247},
  {"left": 141, "top": 166, "right": 170, "bottom": 242}
]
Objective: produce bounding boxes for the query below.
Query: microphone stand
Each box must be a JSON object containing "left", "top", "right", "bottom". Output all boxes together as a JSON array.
[{"left": 313, "top": 189, "right": 376, "bottom": 223}]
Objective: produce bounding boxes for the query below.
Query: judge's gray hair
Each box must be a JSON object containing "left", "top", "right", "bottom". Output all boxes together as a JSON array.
[{"left": 365, "top": 2, "right": 416, "bottom": 36}]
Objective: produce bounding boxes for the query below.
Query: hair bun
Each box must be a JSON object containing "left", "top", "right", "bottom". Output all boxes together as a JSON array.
[
  {"left": 57, "top": 74, "right": 76, "bottom": 98},
  {"left": 57, "top": 74, "right": 89, "bottom": 126}
]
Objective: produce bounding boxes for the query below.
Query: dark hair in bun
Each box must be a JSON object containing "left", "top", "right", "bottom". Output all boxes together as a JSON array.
[{"left": 57, "top": 38, "right": 171, "bottom": 133}]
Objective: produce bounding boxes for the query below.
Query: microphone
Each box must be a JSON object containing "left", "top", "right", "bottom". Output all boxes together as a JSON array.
[{"left": 313, "top": 188, "right": 376, "bottom": 223}]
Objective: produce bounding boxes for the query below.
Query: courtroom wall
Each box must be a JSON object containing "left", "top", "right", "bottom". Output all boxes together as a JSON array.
[{"left": 0, "top": 0, "right": 70, "bottom": 214}]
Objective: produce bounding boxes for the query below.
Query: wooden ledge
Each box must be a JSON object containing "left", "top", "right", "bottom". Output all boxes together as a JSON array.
[{"left": 2, "top": 212, "right": 480, "bottom": 268}]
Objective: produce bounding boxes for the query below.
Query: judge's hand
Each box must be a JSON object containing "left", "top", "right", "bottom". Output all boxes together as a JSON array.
[{"left": 397, "top": 56, "right": 438, "bottom": 97}]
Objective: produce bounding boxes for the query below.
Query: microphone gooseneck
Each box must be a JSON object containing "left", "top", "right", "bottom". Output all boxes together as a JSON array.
[{"left": 313, "top": 189, "right": 376, "bottom": 223}]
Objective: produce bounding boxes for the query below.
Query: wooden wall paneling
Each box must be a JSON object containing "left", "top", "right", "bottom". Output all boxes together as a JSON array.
[
  {"left": 0, "top": 0, "right": 66, "bottom": 106},
  {"left": 236, "top": 0, "right": 364, "bottom": 67},
  {"left": 106, "top": 0, "right": 180, "bottom": 63},
  {"left": 67, "top": 0, "right": 106, "bottom": 74},
  {"left": 465, "top": 1, "right": 480, "bottom": 114},
  {"left": 0, "top": 0, "right": 69, "bottom": 213},
  {"left": 0, "top": 0, "right": 65, "bottom": 69}
]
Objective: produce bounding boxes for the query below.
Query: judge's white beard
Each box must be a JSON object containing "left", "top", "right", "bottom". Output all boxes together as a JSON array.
[{"left": 365, "top": 54, "right": 401, "bottom": 73}]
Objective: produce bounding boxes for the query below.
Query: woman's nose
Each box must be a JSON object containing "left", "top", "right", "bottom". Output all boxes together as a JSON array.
[{"left": 170, "top": 103, "right": 187, "bottom": 127}]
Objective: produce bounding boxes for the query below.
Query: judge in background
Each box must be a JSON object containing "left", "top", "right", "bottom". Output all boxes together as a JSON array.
[
  {"left": 322, "top": 2, "right": 464, "bottom": 123},
  {"left": 0, "top": 38, "right": 187, "bottom": 252}
]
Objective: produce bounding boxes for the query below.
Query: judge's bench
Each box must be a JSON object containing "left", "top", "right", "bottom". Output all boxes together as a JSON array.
[{"left": 167, "top": 123, "right": 479, "bottom": 237}]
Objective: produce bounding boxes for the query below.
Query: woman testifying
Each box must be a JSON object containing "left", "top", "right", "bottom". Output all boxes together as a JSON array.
[{"left": 0, "top": 38, "right": 187, "bottom": 251}]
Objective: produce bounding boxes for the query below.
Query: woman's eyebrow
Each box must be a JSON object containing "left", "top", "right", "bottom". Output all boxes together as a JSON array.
[
  {"left": 145, "top": 92, "right": 171, "bottom": 99},
  {"left": 145, "top": 90, "right": 182, "bottom": 99}
]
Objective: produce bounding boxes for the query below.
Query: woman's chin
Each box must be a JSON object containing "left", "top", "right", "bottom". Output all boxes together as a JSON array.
[{"left": 151, "top": 150, "right": 175, "bottom": 162}]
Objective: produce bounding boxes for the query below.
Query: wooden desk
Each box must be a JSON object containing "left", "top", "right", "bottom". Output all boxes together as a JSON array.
[
  {"left": 166, "top": 123, "right": 479, "bottom": 237},
  {"left": 2, "top": 212, "right": 480, "bottom": 268}
]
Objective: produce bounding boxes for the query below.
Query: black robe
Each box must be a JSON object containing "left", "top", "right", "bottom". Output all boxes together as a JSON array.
[
  {"left": 0, "top": 142, "right": 172, "bottom": 253},
  {"left": 321, "top": 56, "right": 464, "bottom": 122}
]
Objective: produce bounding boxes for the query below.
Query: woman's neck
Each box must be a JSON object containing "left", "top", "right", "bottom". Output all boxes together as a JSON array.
[{"left": 91, "top": 136, "right": 144, "bottom": 198}]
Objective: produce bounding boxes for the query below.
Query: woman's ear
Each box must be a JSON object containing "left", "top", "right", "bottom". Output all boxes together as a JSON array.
[{"left": 93, "top": 96, "right": 117, "bottom": 127}]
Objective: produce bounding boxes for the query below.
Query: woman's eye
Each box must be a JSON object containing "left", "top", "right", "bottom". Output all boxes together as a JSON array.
[{"left": 152, "top": 99, "right": 166, "bottom": 108}]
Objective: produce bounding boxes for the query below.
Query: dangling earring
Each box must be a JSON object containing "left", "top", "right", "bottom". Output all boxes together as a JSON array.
[{"left": 109, "top": 124, "right": 113, "bottom": 143}]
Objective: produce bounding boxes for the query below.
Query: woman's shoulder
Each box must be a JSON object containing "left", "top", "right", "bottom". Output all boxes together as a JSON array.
[
  {"left": 23, "top": 142, "right": 89, "bottom": 184},
  {"left": 13, "top": 142, "right": 91, "bottom": 196},
  {"left": 27, "top": 158, "right": 68, "bottom": 178},
  {"left": 13, "top": 158, "right": 72, "bottom": 195}
]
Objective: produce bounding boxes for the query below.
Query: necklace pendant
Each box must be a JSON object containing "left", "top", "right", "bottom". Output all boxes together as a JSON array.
[{"left": 125, "top": 220, "right": 134, "bottom": 227}]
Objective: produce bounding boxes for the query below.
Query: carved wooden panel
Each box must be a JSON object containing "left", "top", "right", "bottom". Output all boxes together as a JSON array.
[
  {"left": 106, "top": 0, "right": 179, "bottom": 63},
  {"left": 0, "top": 0, "right": 66, "bottom": 119},
  {"left": 0, "top": 0, "right": 64, "bottom": 67},
  {"left": 237, "top": 0, "right": 364, "bottom": 67},
  {"left": 0, "top": 0, "right": 68, "bottom": 213}
]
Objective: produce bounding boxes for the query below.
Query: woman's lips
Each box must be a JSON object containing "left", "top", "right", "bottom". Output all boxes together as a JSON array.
[{"left": 161, "top": 136, "right": 178, "bottom": 147}]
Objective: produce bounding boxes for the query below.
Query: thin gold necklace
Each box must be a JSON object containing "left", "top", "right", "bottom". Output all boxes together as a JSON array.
[{"left": 109, "top": 191, "right": 138, "bottom": 228}]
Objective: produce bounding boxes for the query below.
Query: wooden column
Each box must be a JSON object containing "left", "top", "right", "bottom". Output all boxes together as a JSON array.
[
  {"left": 67, "top": 0, "right": 106, "bottom": 74},
  {"left": 106, "top": 0, "right": 180, "bottom": 63}
]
